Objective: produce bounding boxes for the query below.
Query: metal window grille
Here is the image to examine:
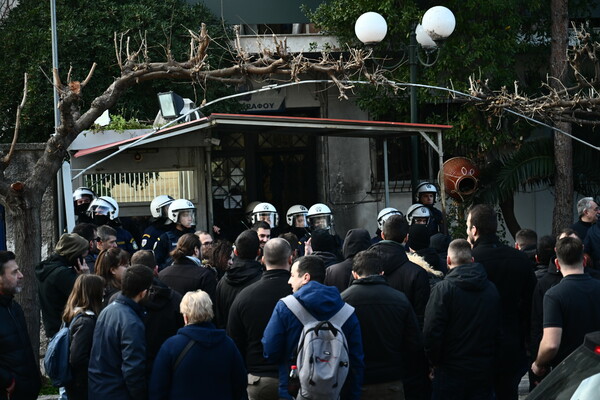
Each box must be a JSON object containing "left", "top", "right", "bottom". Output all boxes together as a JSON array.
[{"left": 83, "top": 171, "right": 195, "bottom": 203}]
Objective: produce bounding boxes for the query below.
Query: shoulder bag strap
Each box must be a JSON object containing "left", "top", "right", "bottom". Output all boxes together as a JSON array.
[
  {"left": 281, "top": 295, "right": 315, "bottom": 325},
  {"left": 173, "top": 339, "right": 196, "bottom": 370},
  {"left": 329, "top": 303, "right": 355, "bottom": 328}
]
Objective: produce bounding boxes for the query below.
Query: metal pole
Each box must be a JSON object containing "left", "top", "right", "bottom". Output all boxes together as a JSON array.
[
  {"left": 383, "top": 139, "right": 390, "bottom": 207},
  {"left": 51, "top": 0, "right": 68, "bottom": 235},
  {"left": 409, "top": 26, "right": 419, "bottom": 198}
]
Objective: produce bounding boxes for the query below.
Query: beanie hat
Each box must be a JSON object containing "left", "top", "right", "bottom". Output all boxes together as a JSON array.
[
  {"left": 55, "top": 233, "right": 89, "bottom": 261},
  {"left": 407, "top": 224, "right": 430, "bottom": 251},
  {"left": 311, "top": 229, "right": 336, "bottom": 253}
]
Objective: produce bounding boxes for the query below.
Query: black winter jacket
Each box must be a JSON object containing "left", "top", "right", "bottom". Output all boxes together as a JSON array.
[
  {"left": 227, "top": 269, "right": 292, "bottom": 376},
  {"left": 423, "top": 263, "right": 501, "bottom": 380},
  {"left": 471, "top": 234, "right": 536, "bottom": 369},
  {"left": 158, "top": 257, "right": 217, "bottom": 300},
  {"left": 66, "top": 312, "right": 96, "bottom": 400},
  {"left": 368, "top": 240, "right": 430, "bottom": 327},
  {"left": 35, "top": 254, "right": 78, "bottom": 337},
  {"left": 325, "top": 229, "right": 371, "bottom": 292},
  {"left": 312, "top": 251, "right": 340, "bottom": 268},
  {"left": 215, "top": 257, "right": 263, "bottom": 328},
  {"left": 0, "top": 294, "right": 41, "bottom": 400},
  {"left": 341, "top": 275, "right": 423, "bottom": 384}
]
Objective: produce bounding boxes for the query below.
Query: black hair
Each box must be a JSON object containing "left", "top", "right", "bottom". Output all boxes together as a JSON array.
[
  {"left": 251, "top": 221, "right": 270, "bottom": 231},
  {"left": 235, "top": 230, "right": 260, "bottom": 259},
  {"left": 468, "top": 204, "right": 497, "bottom": 235},
  {"left": 72, "top": 223, "right": 98, "bottom": 242},
  {"left": 0, "top": 251, "right": 16, "bottom": 275},
  {"left": 295, "top": 255, "right": 325, "bottom": 284},
  {"left": 555, "top": 236, "right": 584, "bottom": 267},
  {"left": 121, "top": 264, "right": 154, "bottom": 298},
  {"left": 279, "top": 232, "right": 300, "bottom": 252},
  {"left": 382, "top": 214, "right": 409, "bottom": 243},
  {"left": 352, "top": 250, "right": 382, "bottom": 277},
  {"left": 516, "top": 229, "right": 537, "bottom": 247},
  {"left": 536, "top": 235, "right": 556, "bottom": 266}
]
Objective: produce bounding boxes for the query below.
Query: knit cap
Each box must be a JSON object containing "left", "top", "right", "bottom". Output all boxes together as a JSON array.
[{"left": 55, "top": 233, "right": 89, "bottom": 261}]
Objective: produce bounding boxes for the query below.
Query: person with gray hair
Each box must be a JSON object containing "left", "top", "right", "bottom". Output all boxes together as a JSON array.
[
  {"left": 571, "top": 197, "right": 598, "bottom": 241},
  {"left": 227, "top": 238, "right": 293, "bottom": 400},
  {"left": 149, "top": 290, "right": 246, "bottom": 400},
  {"left": 424, "top": 239, "right": 501, "bottom": 400}
]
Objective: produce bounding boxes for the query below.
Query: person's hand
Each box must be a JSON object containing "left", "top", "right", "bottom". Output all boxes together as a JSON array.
[
  {"left": 531, "top": 361, "right": 548, "bottom": 377},
  {"left": 304, "top": 237, "right": 313, "bottom": 255},
  {"left": 213, "top": 225, "right": 221, "bottom": 235},
  {"left": 428, "top": 367, "right": 435, "bottom": 381},
  {"left": 6, "top": 377, "right": 15, "bottom": 398},
  {"left": 77, "top": 258, "right": 90, "bottom": 274}
]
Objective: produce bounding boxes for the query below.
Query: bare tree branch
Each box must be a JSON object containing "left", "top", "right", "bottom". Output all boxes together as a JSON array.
[{"left": 1, "top": 73, "right": 28, "bottom": 168}]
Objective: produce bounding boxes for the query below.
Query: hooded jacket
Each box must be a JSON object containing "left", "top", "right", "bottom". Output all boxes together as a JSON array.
[
  {"left": 325, "top": 229, "right": 371, "bottom": 292},
  {"left": 368, "top": 240, "right": 430, "bottom": 327},
  {"left": 214, "top": 257, "right": 262, "bottom": 328},
  {"left": 35, "top": 254, "right": 79, "bottom": 338},
  {"left": 262, "top": 281, "right": 364, "bottom": 400},
  {"left": 149, "top": 322, "right": 247, "bottom": 400},
  {"left": 311, "top": 251, "right": 340, "bottom": 268},
  {"left": 0, "top": 293, "right": 41, "bottom": 400},
  {"left": 142, "top": 278, "right": 184, "bottom": 371},
  {"left": 424, "top": 263, "right": 501, "bottom": 380}
]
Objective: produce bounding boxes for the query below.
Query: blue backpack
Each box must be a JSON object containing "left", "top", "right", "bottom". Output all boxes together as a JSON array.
[{"left": 44, "top": 313, "right": 83, "bottom": 387}]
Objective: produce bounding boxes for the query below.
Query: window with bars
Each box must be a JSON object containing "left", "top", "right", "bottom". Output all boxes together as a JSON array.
[{"left": 84, "top": 171, "right": 196, "bottom": 203}]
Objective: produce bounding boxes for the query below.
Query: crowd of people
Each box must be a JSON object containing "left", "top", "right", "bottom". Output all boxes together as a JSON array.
[{"left": 2, "top": 185, "right": 600, "bottom": 400}]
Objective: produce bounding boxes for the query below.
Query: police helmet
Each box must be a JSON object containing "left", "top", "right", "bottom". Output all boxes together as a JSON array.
[
  {"left": 377, "top": 207, "right": 403, "bottom": 231},
  {"left": 87, "top": 196, "right": 119, "bottom": 220},
  {"left": 168, "top": 199, "right": 196, "bottom": 226},
  {"left": 406, "top": 204, "right": 430, "bottom": 225},
  {"left": 150, "top": 195, "right": 175, "bottom": 219},
  {"left": 307, "top": 203, "right": 333, "bottom": 230},
  {"left": 286, "top": 205, "right": 309, "bottom": 227},
  {"left": 73, "top": 187, "right": 95, "bottom": 203},
  {"left": 415, "top": 182, "right": 438, "bottom": 203},
  {"left": 252, "top": 202, "right": 279, "bottom": 228}
]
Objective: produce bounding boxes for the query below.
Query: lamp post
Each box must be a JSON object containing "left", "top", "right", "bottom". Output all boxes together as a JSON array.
[{"left": 355, "top": 7, "right": 456, "bottom": 207}]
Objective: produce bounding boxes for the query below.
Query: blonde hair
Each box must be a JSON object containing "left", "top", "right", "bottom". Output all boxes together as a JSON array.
[
  {"left": 62, "top": 274, "right": 105, "bottom": 324},
  {"left": 180, "top": 290, "right": 214, "bottom": 324}
]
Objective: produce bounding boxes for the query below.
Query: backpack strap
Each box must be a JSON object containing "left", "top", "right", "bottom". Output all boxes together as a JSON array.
[
  {"left": 173, "top": 339, "right": 196, "bottom": 370},
  {"left": 328, "top": 303, "right": 354, "bottom": 328},
  {"left": 282, "top": 295, "right": 316, "bottom": 325}
]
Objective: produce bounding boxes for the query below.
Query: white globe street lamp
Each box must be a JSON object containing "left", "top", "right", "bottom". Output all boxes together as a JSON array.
[
  {"left": 354, "top": 6, "right": 456, "bottom": 207},
  {"left": 354, "top": 12, "right": 388, "bottom": 45},
  {"left": 421, "top": 6, "right": 456, "bottom": 41}
]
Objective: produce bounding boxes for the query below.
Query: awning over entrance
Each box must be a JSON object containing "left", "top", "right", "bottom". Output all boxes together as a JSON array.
[{"left": 73, "top": 113, "right": 451, "bottom": 158}]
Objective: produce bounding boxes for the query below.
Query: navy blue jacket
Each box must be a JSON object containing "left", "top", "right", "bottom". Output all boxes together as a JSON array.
[
  {"left": 262, "top": 281, "right": 364, "bottom": 400},
  {"left": 141, "top": 220, "right": 171, "bottom": 251},
  {"left": 88, "top": 295, "right": 147, "bottom": 400},
  {"left": 154, "top": 228, "right": 194, "bottom": 270},
  {"left": 149, "top": 322, "right": 246, "bottom": 400}
]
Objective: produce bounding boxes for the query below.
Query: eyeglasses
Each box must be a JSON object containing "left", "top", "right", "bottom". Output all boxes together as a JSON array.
[{"left": 95, "top": 237, "right": 101, "bottom": 242}]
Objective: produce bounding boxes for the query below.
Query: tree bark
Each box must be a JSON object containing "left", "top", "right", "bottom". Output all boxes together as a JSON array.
[
  {"left": 499, "top": 196, "right": 521, "bottom": 240},
  {"left": 8, "top": 188, "right": 43, "bottom": 360},
  {"left": 550, "top": 0, "right": 573, "bottom": 236}
]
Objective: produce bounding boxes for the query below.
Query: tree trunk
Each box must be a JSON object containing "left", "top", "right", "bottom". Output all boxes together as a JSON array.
[
  {"left": 499, "top": 196, "right": 521, "bottom": 240},
  {"left": 550, "top": 0, "right": 573, "bottom": 235},
  {"left": 8, "top": 188, "right": 43, "bottom": 362}
]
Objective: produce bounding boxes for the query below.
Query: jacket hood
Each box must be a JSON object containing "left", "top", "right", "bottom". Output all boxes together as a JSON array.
[
  {"left": 178, "top": 322, "right": 227, "bottom": 348},
  {"left": 224, "top": 258, "right": 263, "bottom": 286},
  {"left": 445, "top": 263, "right": 489, "bottom": 291},
  {"left": 295, "top": 281, "right": 346, "bottom": 319},
  {"left": 35, "top": 254, "right": 71, "bottom": 282},
  {"left": 407, "top": 252, "right": 443, "bottom": 278},
  {"left": 142, "top": 278, "right": 173, "bottom": 310},
  {"left": 367, "top": 240, "right": 409, "bottom": 275},
  {"left": 312, "top": 251, "right": 340, "bottom": 266},
  {"left": 342, "top": 228, "right": 371, "bottom": 259}
]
